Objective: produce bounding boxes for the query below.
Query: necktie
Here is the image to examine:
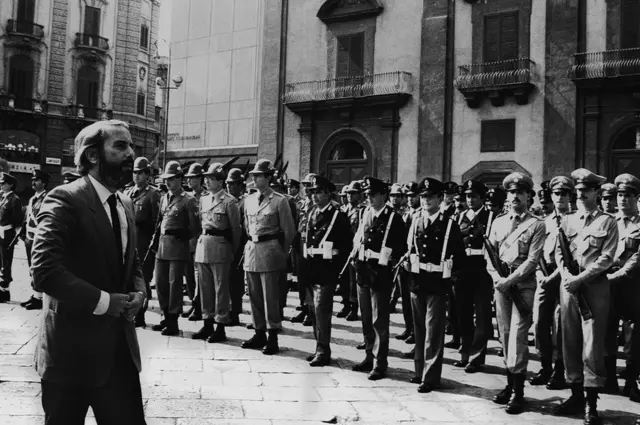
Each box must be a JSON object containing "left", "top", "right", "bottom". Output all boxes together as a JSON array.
[{"left": 107, "top": 194, "right": 123, "bottom": 263}]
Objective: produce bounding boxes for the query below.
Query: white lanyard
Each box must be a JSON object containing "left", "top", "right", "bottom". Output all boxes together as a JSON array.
[
  {"left": 380, "top": 211, "right": 395, "bottom": 250},
  {"left": 306, "top": 208, "right": 339, "bottom": 247}
]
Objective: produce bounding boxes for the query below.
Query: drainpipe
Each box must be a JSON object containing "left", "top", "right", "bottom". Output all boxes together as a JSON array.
[
  {"left": 443, "top": 0, "right": 455, "bottom": 181},
  {"left": 276, "top": 0, "right": 289, "bottom": 158}
]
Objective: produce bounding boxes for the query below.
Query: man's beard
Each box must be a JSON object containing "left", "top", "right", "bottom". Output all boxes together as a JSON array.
[{"left": 98, "top": 150, "right": 134, "bottom": 189}]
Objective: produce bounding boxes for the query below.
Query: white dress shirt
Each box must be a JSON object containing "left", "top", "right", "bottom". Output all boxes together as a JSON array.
[{"left": 89, "top": 175, "right": 129, "bottom": 315}]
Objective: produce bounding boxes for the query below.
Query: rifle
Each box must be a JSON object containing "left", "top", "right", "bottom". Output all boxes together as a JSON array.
[
  {"left": 555, "top": 215, "right": 593, "bottom": 321},
  {"left": 482, "top": 234, "right": 531, "bottom": 316},
  {"left": 142, "top": 215, "right": 162, "bottom": 265},
  {"left": 392, "top": 252, "right": 410, "bottom": 284},
  {"left": 338, "top": 231, "right": 365, "bottom": 279},
  {"left": 8, "top": 226, "right": 22, "bottom": 250}
]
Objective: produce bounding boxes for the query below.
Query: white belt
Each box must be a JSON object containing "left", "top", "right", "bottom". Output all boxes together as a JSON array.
[
  {"left": 419, "top": 262, "right": 443, "bottom": 272},
  {"left": 465, "top": 248, "right": 484, "bottom": 256},
  {"left": 365, "top": 249, "right": 380, "bottom": 260},
  {"left": 307, "top": 248, "right": 339, "bottom": 256}
]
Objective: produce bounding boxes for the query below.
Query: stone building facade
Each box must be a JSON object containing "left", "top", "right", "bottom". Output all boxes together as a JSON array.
[{"left": 0, "top": 0, "right": 161, "bottom": 195}]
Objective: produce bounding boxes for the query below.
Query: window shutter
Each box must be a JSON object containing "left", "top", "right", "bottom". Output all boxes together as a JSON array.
[
  {"left": 140, "top": 24, "right": 149, "bottom": 48},
  {"left": 500, "top": 12, "right": 519, "bottom": 61},
  {"left": 484, "top": 15, "right": 501, "bottom": 63},
  {"left": 84, "top": 7, "right": 101, "bottom": 35},
  {"left": 349, "top": 33, "right": 364, "bottom": 77},
  {"left": 17, "top": 0, "right": 35, "bottom": 22},
  {"left": 622, "top": 0, "right": 640, "bottom": 49},
  {"left": 481, "top": 120, "right": 516, "bottom": 152}
]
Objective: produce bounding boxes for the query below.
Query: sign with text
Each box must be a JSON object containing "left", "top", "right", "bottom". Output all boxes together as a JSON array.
[
  {"left": 45, "top": 157, "right": 62, "bottom": 165},
  {"left": 9, "top": 162, "right": 40, "bottom": 174}
]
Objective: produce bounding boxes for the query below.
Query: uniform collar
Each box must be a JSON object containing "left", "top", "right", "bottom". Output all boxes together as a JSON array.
[
  {"left": 317, "top": 202, "right": 332, "bottom": 213},
  {"left": 509, "top": 210, "right": 529, "bottom": 221},
  {"left": 210, "top": 189, "right": 225, "bottom": 199},
  {"left": 579, "top": 208, "right": 599, "bottom": 221},
  {"left": 617, "top": 212, "right": 639, "bottom": 222}
]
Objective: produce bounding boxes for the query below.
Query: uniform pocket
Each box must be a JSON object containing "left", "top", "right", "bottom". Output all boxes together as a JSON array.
[{"left": 589, "top": 231, "right": 607, "bottom": 250}]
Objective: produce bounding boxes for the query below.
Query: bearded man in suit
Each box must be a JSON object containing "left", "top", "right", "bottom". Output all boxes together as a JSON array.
[{"left": 31, "top": 120, "right": 147, "bottom": 425}]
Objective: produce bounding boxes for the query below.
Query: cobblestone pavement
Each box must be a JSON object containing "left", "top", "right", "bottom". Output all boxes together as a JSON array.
[{"left": 1, "top": 244, "right": 638, "bottom": 424}]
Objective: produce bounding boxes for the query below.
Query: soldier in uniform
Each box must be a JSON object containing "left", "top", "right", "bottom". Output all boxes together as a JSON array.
[
  {"left": 552, "top": 169, "right": 618, "bottom": 425},
  {"left": 291, "top": 173, "right": 315, "bottom": 325},
  {"left": 530, "top": 176, "right": 572, "bottom": 390},
  {"left": 226, "top": 167, "right": 247, "bottom": 326},
  {"left": 351, "top": 177, "right": 406, "bottom": 380},
  {"left": 19, "top": 170, "right": 50, "bottom": 310},
  {"left": 486, "top": 188, "right": 507, "bottom": 214},
  {"left": 453, "top": 179, "right": 496, "bottom": 373},
  {"left": 487, "top": 172, "right": 545, "bottom": 415},
  {"left": 192, "top": 163, "right": 242, "bottom": 342},
  {"left": 604, "top": 173, "right": 640, "bottom": 402},
  {"left": 303, "top": 175, "right": 352, "bottom": 366},
  {"left": 440, "top": 182, "right": 458, "bottom": 219},
  {"left": 182, "top": 163, "right": 208, "bottom": 321},
  {"left": 241, "top": 159, "right": 295, "bottom": 355},
  {"left": 389, "top": 183, "right": 408, "bottom": 315},
  {"left": 339, "top": 185, "right": 348, "bottom": 209},
  {"left": 0, "top": 172, "right": 23, "bottom": 303},
  {"left": 403, "top": 178, "right": 465, "bottom": 392},
  {"left": 600, "top": 183, "right": 617, "bottom": 214},
  {"left": 150, "top": 161, "right": 200, "bottom": 335},
  {"left": 538, "top": 181, "right": 555, "bottom": 217},
  {"left": 123, "top": 157, "right": 160, "bottom": 327}
]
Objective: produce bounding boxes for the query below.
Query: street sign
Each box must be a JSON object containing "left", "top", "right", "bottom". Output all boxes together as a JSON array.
[{"left": 45, "top": 157, "right": 62, "bottom": 165}]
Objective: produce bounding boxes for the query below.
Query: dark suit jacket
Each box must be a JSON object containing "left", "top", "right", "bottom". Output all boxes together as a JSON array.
[{"left": 31, "top": 176, "right": 146, "bottom": 387}]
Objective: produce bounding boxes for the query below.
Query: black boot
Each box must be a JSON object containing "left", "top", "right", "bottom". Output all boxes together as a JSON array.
[
  {"left": 208, "top": 324, "right": 227, "bottom": 343},
  {"left": 192, "top": 317, "right": 214, "bottom": 340},
  {"left": 547, "top": 360, "right": 568, "bottom": 390},
  {"left": 151, "top": 311, "right": 168, "bottom": 332},
  {"left": 553, "top": 383, "right": 585, "bottom": 416},
  {"left": 161, "top": 314, "right": 180, "bottom": 336},
  {"left": 188, "top": 299, "right": 202, "bottom": 321},
  {"left": 584, "top": 388, "right": 600, "bottom": 425},
  {"left": 242, "top": 330, "right": 267, "bottom": 349},
  {"left": 530, "top": 365, "right": 552, "bottom": 386},
  {"left": 493, "top": 372, "right": 513, "bottom": 405},
  {"left": 291, "top": 305, "right": 307, "bottom": 323},
  {"left": 181, "top": 305, "right": 194, "bottom": 318},
  {"left": 228, "top": 312, "right": 241, "bottom": 327},
  {"left": 336, "top": 303, "right": 350, "bottom": 318},
  {"left": 345, "top": 302, "right": 359, "bottom": 321},
  {"left": 262, "top": 330, "right": 279, "bottom": 355},
  {"left": 602, "top": 356, "right": 619, "bottom": 394},
  {"left": 506, "top": 374, "right": 526, "bottom": 414}
]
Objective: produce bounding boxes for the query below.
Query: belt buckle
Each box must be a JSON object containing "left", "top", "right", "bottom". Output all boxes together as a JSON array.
[{"left": 251, "top": 235, "right": 259, "bottom": 243}]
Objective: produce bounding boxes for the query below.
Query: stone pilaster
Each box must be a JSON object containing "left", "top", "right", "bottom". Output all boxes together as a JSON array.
[
  {"left": 112, "top": 0, "right": 141, "bottom": 114},
  {"left": 47, "top": 0, "right": 68, "bottom": 103}
]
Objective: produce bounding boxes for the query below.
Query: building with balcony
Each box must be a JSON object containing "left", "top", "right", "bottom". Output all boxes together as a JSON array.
[{"left": 0, "top": 0, "right": 162, "bottom": 195}]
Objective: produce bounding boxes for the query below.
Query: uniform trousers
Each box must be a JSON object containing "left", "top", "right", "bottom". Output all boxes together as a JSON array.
[
  {"left": 155, "top": 259, "right": 185, "bottom": 315},
  {"left": 246, "top": 271, "right": 282, "bottom": 331},
  {"left": 495, "top": 284, "right": 535, "bottom": 374},
  {"left": 454, "top": 267, "right": 493, "bottom": 365},
  {"left": 348, "top": 265, "right": 359, "bottom": 304},
  {"left": 397, "top": 271, "right": 413, "bottom": 333},
  {"left": 296, "top": 250, "right": 310, "bottom": 307},
  {"left": 41, "top": 327, "right": 146, "bottom": 425},
  {"left": 308, "top": 276, "right": 336, "bottom": 357},
  {"left": 184, "top": 252, "right": 198, "bottom": 300},
  {"left": 533, "top": 276, "right": 563, "bottom": 369},
  {"left": 560, "top": 277, "right": 610, "bottom": 388},
  {"left": 230, "top": 253, "right": 245, "bottom": 316},
  {"left": 0, "top": 230, "right": 15, "bottom": 287},
  {"left": 197, "top": 261, "right": 231, "bottom": 323},
  {"left": 357, "top": 265, "right": 392, "bottom": 370},
  {"left": 411, "top": 275, "right": 447, "bottom": 385},
  {"left": 24, "top": 238, "right": 43, "bottom": 299},
  {"left": 605, "top": 276, "right": 640, "bottom": 377}
]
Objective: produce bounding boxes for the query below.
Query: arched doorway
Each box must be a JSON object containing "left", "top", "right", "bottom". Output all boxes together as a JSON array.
[
  {"left": 610, "top": 125, "right": 640, "bottom": 178},
  {"left": 322, "top": 134, "right": 372, "bottom": 191}
]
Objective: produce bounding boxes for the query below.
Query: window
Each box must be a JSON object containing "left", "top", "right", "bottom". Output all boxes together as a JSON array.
[
  {"left": 481, "top": 120, "right": 515, "bottom": 152},
  {"left": 8, "top": 56, "right": 34, "bottom": 109},
  {"left": 336, "top": 33, "right": 365, "bottom": 78},
  {"left": 84, "top": 6, "right": 101, "bottom": 35},
  {"left": 17, "top": 0, "right": 35, "bottom": 22},
  {"left": 483, "top": 12, "right": 518, "bottom": 63},
  {"left": 140, "top": 23, "right": 149, "bottom": 49},
  {"left": 77, "top": 66, "right": 100, "bottom": 118},
  {"left": 155, "top": 106, "right": 162, "bottom": 122},
  {"left": 329, "top": 140, "right": 367, "bottom": 160},
  {"left": 622, "top": 0, "right": 640, "bottom": 48},
  {"left": 137, "top": 91, "right": 146, "bottom": 116}
]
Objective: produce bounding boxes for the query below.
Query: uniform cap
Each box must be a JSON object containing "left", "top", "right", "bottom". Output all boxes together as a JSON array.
[
  {"left": 345, "top": 181, "right": 363, "bottom": 193},
  {"left": 301, "top": 173, "right": 317, "bottom": 185},
  {"left": 226, "top": 168, "right": 244, "bottom": 183},
  {"left": 614, "top": 173, "right": 640, "bottom": 195},
  {"left": 537, "top": 188, "right": 552, "bottom": 203},
  {"left": 340, "top": 186, "right": 349, "bottom": 196},
  {"left": 362, "top": 176, "right": 388, "bottom": 194},
  {"left": 203, "top": 162, "right": 225, "bottom": 179},
  {"left": 287, "top": 179, "right": 300, "bottom": 188},
  {"left": 389, "top": 183, "right": 405, "bottom": 195},
  {"left": 600, "top": 182, "right": 617, "bottom": 198},
  {"left": 549, "top": 176, "right": 575, "bottom": 193},
  {"left": 444, "top": 182, "right": 459, "bottom": 195},
  {"left": 571, "top": 168, "right": 606, "bottom": 190},
  {"left": 417, "top": 177, "right": 445, "bottom": 196},
  {"left": 133, "top": 157, "right": 151, "bottom": 172},
  {"left": 454, "top": 185, "right": 465, "bottom": 200},
  {"left": 31, "top": 169, "right": 50, "bottom": 182},
  {"left": 405, "top": 181, "right": 420, "bottom": 196},
  {"left": 502, "top": 172, "right": 534, "bottom": 192},
  {"left": 463, "top": 179, "right": 488, "bottom": 196},
  {"left": 160, "top": 161, "right": 184, "bottom": 179},
  {"left": 0, "top": 172, "right": 17, "bottom": 186},
  {"left": 184, "top": 163, "right": 204, "bottom": 178},
  {"left": 309, "top": 175, "right": 336, "bottom": 193},
  {"left": 249, "top": 159, "right": 276, "bottom": 175},
  {"left": 540, "top": 180, "right": 551, "bottom": 191},
  {"left": 487, "top": 187, "right": 507, "bottom": 205}
]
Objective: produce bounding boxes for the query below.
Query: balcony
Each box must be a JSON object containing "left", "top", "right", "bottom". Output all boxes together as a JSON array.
[
  {"left": 569, "top": 48, "right": 640, "bottom": 84},
  {"left": 0, "top": 94, "right": 48, "bottom": 113},
  {"left": 74, "top": 33, "right": 110, "bottom": 53},
  {"left": 65, "top": 104, "right": 112, "bottom": 121},
  {"left": 6, "top": 19, "right": 44, "bottom": 40},
  {"left": 455, "top": 58, "right": 536, "bottom": 108},
  {"left": 283, "top": 71, "right": 412, "bottom": 111}
]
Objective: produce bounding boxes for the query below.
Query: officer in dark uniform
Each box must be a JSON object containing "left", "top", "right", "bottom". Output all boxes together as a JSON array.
[
  {"left": 403, "top": 177, "right": 465, "bottom": 392},
  {"left": 303, "top": 175, "right": 352, "bottom": 366},
  {"left": 538, "top": 181, "right": 554, "bottom": 217},
  {"left": 453, "top": 179, "right": 496, "bottom": 373},
  {"left": 0, "top": 172, "right": 23, "bottom": 303},
  {"left": 19, "top": 169, "right": 50, "bottom": 310},
  {"left": 150, "top": 161, "right": 200, "bottom": 335},
  {"left": 440, "top": 182, "right": 458, "bottom": 219},
  {"left": 226, "top": 167, "right": 247, "bottom": 326},
  {"left": 124, "top": 157, "right": 160, "bottom": 327},
  {"left": 352, "top": 176, "right": 406, "bottom": 380},
  {"left": 486, "top": 187, "right": 507, "bottom": 214}
]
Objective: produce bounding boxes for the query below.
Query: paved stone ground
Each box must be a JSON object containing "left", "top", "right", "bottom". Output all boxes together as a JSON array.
[{"left": 1, "top": 243, "right": 639, "bottom": 424}]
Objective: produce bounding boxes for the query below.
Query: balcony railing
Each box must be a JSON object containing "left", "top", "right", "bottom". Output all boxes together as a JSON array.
[
  {"left": 569, "top": 47, "right": 640, "bottom": 80},
  {"left": 0, "top": 94, "right": 48, "bottom": 113},
  {"left": 6, "top": 19, "right": 44, "bottom": 39},
  {"left": 74, "top": 33, "right": 110, "bottom": 52},
  {"left": 283, "top": 71, "right": 412, "bottom": 104},
  {"left": 65, "top": 104, "right": 112, "bottom": 120},
  {"left": 455, "top": 58, "right": 535, "bottom": 108}
]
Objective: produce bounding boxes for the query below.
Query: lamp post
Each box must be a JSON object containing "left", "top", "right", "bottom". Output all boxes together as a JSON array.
[{"left": 154, "top": 39, "right": 183, "bottom": 170}]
